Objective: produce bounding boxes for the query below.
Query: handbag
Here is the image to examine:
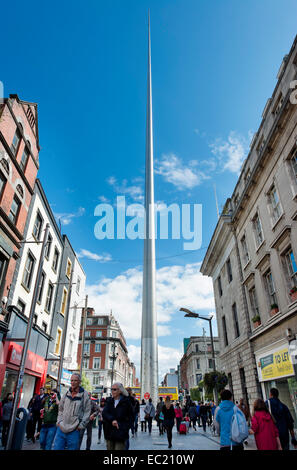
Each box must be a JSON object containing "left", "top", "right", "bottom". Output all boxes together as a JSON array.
[{"left": 145, "top": 413, "right": 150, "bottom": 420}]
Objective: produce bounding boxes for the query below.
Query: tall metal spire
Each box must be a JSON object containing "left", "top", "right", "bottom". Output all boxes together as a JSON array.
[{"left": 140, "top": 11, "right": 159, "bottom": 405}]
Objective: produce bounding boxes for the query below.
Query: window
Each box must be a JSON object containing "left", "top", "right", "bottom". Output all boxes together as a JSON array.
[
  {"left": 11, "top": 127, "right": 22, "bottom": 155},
  {"left": 196, "top": 358, "right": 200, "bottom": 369},
  {"left": 86, "top": 318, "right": 92, "bottom": 325},
  {"left": 45, "top": 233, "right": 52, "bottom": 259},
  {"left": 33, "top": 314, "right": 38, "bottom": 325},
  {"left": 41, "top": 322, "right": 47, "bottom": 333},
  {"left": 76, "top": 276, "right": 81, "bottom": 294},
  {"left": 54, "top": 328, "right": 62, "bottom": 355},
  {"left": 66, "top": 259, "right": 72, "bottom": 278},
  {"left": 45, "top": 282, "right": 54, "bottom": 313},
  {"left": 291, "top": 150, "right": 297, "bottom": 181},
  {"left": 72, "top": 305, "right": 77, "bottom": 327},
  {"left": 60, "top": 288, "right": 68, "bottom": 315},
  {"left": 253, "top": 213, "right": 264, "bottom": 247},
  {"left": 16, "top": 298, "right": 26, "bottom": 315},
  {"left": 109, "top": 360, "right": 113, "bottom": 369},
  {"left": 82, "top": 359, "right": 89, "bottom": 369},
  {"left": 208, "top": 359, "right": 214, "bottom": 369},
  {"left": 9, "top": 195, "right": 21, "bottom": 224},
  {"left": 22, "top": 251, "right": 35, "bottom": 290},
  {"left": 222, "top": 316, "right": 228, "bottom": 347},
  {"left": 95, "top": 343, "right": 101, "bottom": 352},
  {"left": 93, "top": 374, "right": 100, "bottom": 386},
  {"left": 68, "top": 340, "right": 73, "bottom": 357},
  {"left": 16, "top": 184, "right": 24, "bottom": 199},
  {"left": 241, "top": 235, "right": 250, "bottom": 266},
  {"left": 196, "top": 373, "right": 202, "bottom": 385},
  {"left": 93, "top": 358, "right": 101, "bottom": 369},
  {"left": 0, "top": 171, "right": 6, "bottom": 201},
  {"left": 268, "top": 186, "right": 283, "bottom": 224},
  {"left": 96, "top": 331, "right": 102, "bottom": 338},
  {"left": 37, "top": 271, "right": 46, "bottom": 304},
  {"left": 226, "top": 258, "right": 233, "bottom": 282},
  {"left": 20, "top": 146, "right": 29, "bottom": 172},
  {"left": 0, "top": 158, "right": 9, "bottom": 175},
  {"left": 83, "top": 343, "right": 90, "bottom": 353},
  {"left": 98, "top": 318, "right": 104, "bottom": 325},
  {"left": 218, "top": 276, "right": 223, "bottom": 296},
  {"left": 52, "top": 247, "right": 60, "bottom": 272},
  {"left": 85, "top": 330, "right": 91, "bottom": 338},
  {"left": 264, "top": 271, "right": 278, "bottom": 307},
  {"left": 284, "top": 249, "right": 297, "bottom": 288},
  {"left": 195, "top": 344, "right": 199, "bottom": 353},
  {"left": 249, "top": 287, "right": 260, "bottom": 317},
  {"left": 112, "top": 331, "right": 117, "bottom": 338},
  {"left": 232, "top": 303, "right": 240, "bottom": 338}
]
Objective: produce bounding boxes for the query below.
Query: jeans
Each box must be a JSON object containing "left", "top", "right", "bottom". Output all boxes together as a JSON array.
[
  {"left": 134, "top": 414, "right": 138, "bottom": 433},
  {"left": 147, "top": 417, "right": 153, "bottom": 433},
  {"left": 53, "top": 427, "right": 80, "bottom": 450},
  {"left": 141, "top": 421, "right": 147, "bottom": 432},
  {"left": 201, "top": 415, "right": 207, "bottom": 432},
  {"left": 39, "top": 424, "right": 57, "bottom": 450},
  {"left": 190, "top": 418, "right": 197, "bottom": 429},
  {"left": 1, "top": 421, "right": 10, "bottom": 448},
  {"left": 98, "top": 421, "right": 103, "bottom": 441}
]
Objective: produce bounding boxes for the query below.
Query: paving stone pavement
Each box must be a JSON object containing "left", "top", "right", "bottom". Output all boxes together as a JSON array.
[{"left": 18, "top": 421, "right": 258, "bottom": 451}]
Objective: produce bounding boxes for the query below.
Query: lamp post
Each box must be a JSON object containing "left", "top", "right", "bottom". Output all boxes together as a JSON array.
[{"left": 180, "top": 307, "right": 218, "bottom": 403}]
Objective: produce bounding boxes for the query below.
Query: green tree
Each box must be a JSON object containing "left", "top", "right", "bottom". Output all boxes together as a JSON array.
[
  {"left": 190, "top": 387, "right": 201, "bottom": 402},
  {"left": 203, "top": 371, "right": 228, "bottom": 396},
  {"left": 81, "top": 371, "right": 92, "bottom": 392}
]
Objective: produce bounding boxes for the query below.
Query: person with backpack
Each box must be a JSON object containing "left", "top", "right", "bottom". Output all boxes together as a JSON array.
[
  {"left": 53, "top": 373, "right": 91, "bottom": 450},
  {"left": 144, "top": 398, "right": 155, "bottom": 435},
  {"left": 214, "top": 389, "right": 248, "bottom": 451},
  {"left": 266, "top": 387, "right": 297, "bottom": 450},
  {"left": 189, "top": 402, "right": 198, "bottom": 430},
  {"left": 249, "top": 399, "right": 282, "bottom": 450},
  {"left": 199, "top": 402, "right": 208, "bottom": 432}
]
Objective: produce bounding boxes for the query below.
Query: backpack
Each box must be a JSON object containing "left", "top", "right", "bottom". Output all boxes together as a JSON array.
[{"left": 230, "top": 406, "right": 249, "bottom": 444}]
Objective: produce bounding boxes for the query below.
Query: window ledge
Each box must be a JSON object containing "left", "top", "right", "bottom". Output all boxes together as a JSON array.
[
  {"left": 243, "top": 259, "right": 251, "bottom": 270},
  {"left": 255, "top": 240, "right": 265, "bottom": 254},
  {"left": 271, "top": 213, "right": 284, "bottom": 231},
  {"left": 21, "top": 283, "right": 31, "bottom": 293}
]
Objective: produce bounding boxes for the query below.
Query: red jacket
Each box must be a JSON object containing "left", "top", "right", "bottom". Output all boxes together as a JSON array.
[
  {"left": 174, "top": 408, "right": 183, "bottom": 419},
  {"left": 251, "top": 410, "right": 279, "bottom": 450}
]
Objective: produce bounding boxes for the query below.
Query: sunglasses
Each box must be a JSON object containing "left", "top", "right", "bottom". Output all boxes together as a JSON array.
[{"left": 111, "top": 388, "right": 119, "bottom": 391}]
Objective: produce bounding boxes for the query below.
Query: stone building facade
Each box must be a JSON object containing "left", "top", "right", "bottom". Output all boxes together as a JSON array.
[
  {"left": 77, "top": 308, "right": 136, "bottom": 397},
  {"left": 201, "top": 35, "right": 297, "bottom": 420}
]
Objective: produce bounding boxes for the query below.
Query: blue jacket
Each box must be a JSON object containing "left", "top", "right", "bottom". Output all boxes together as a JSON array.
[{"left": 214, "top": 400, "right": 244, "bottom": 447}]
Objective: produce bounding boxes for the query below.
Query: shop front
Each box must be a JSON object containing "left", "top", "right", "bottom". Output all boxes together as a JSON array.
[
  {"left": 46, "top": 365, "right": 73, "bottom": 396},
  {"left": 0, "top": 341, "right": 48, "bottom": 408},
  {"left": 255, "top": 340, "right": 297, "bottom": 423}
]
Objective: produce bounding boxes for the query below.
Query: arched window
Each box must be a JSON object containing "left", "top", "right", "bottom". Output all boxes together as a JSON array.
[
  {"left": 0, "top": 158, "right": 9, "bottom": 175},
  {"left": 16, "top": 184, "right": 24, "bottom": 199}
]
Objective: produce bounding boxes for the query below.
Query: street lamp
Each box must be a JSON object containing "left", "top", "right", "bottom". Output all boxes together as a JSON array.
[{"left": 180, "top": 307, "right": 218, "bottom": 403}]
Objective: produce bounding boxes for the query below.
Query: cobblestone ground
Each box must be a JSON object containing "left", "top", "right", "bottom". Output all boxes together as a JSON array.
[{"left": 20, "top": 421, "right": 258, "bottom": 451}]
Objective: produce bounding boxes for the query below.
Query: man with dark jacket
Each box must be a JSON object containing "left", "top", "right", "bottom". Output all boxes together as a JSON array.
[
  {"left": 102, "top": 382, "right": 134, "bottom": 450},
  {"left": 266, "top": 388, "right": 297, "bottom": 450},
  {"left": 189, "top": 402, "right": 198, "bottom": 430},
  {"left": 39, "top": 389, "right": 60, "bottom": 450},
  {"left": 33, "top": 387, "right": 47, "bottom": 439},
  {"left": 1, "top": 393, "right": 13, "bottom": 448}
]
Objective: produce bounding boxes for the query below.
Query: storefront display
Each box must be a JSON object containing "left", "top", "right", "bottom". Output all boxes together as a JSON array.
[{"left": 256, "top": 341, "right": 297, "bottom": 422}]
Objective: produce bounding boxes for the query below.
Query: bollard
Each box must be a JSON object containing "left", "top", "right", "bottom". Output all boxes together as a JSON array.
[{"left": 11, "top": 408, "right": 29, "bottom": 450}]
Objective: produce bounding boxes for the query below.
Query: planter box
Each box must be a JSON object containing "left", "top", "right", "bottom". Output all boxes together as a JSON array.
[
  {"left": 253, "top": 320, "right": 261, "bottom": 328},
  {"left": 290, "top": 291, "right": 297, "bottom": 302},
  {"left": 270, "top": 308, "right": 279, "bottom": 317}
]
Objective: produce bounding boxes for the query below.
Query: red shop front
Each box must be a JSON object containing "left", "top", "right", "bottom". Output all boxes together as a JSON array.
[{"left": 0, "top": 341, "right": 48, "bottom": 408}]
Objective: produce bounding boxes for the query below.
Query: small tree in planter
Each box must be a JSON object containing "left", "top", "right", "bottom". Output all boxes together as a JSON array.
[
  {"left": 270, "top": 303, "right": 279, "bottom": 316},
  {"left": 290, "top": 286, "right": 297, "bottom": 302},
  {"left": 203, "top": 371, "right": 228, "bottom": 400},
  {"left": 252, "top": 314, "right": 261, "bottom": 327}
]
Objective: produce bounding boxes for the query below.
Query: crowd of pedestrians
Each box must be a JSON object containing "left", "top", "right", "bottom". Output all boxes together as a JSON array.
[{"left": 0, "top": 379, "right": 296, "bottom": 451}]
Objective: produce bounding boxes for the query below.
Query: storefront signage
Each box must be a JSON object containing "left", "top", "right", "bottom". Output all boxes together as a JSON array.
[
  {"left": 7, "top": 342, "right": 47, "bottom": 376},
  {"left": 257, "top": 346, "right": 294, "bottom": 381},
  {"left": 62, "top": 368, "right": 72, "bottom": 386}
]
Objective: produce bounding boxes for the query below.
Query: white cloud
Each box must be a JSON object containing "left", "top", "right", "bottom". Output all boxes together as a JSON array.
[
  {"left": 155, "top": 154, "right": 209, "bottom": 190},
  {"left": 107, "top": 177, "right": 144, "bottom": 203},
  {"left": 98, "top": 196, "right": 110, "bottom": 203},
  {"left": 76, "top": 249, "right": 112, "bottom": 263},
  {"left": 128, "top": 343, "right": 184, "bottom": 383},
  {"left": 85, "top": 262, "right": 215, "bottom": 340},
  {"left": 209, "top": 131, "right": 250, "bottom": 174},
  {"left": 54, "top": 207, "right": 85, "bottom": 225}
]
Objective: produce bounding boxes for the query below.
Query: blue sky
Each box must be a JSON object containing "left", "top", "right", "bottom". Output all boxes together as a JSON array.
[{"left": 2, "top": 0, "right": 297, "bottom": 380}]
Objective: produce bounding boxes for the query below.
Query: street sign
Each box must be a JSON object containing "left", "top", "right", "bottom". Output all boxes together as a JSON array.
[{"left": 144, "top": 392, "right": 150, "bottom": 400}]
